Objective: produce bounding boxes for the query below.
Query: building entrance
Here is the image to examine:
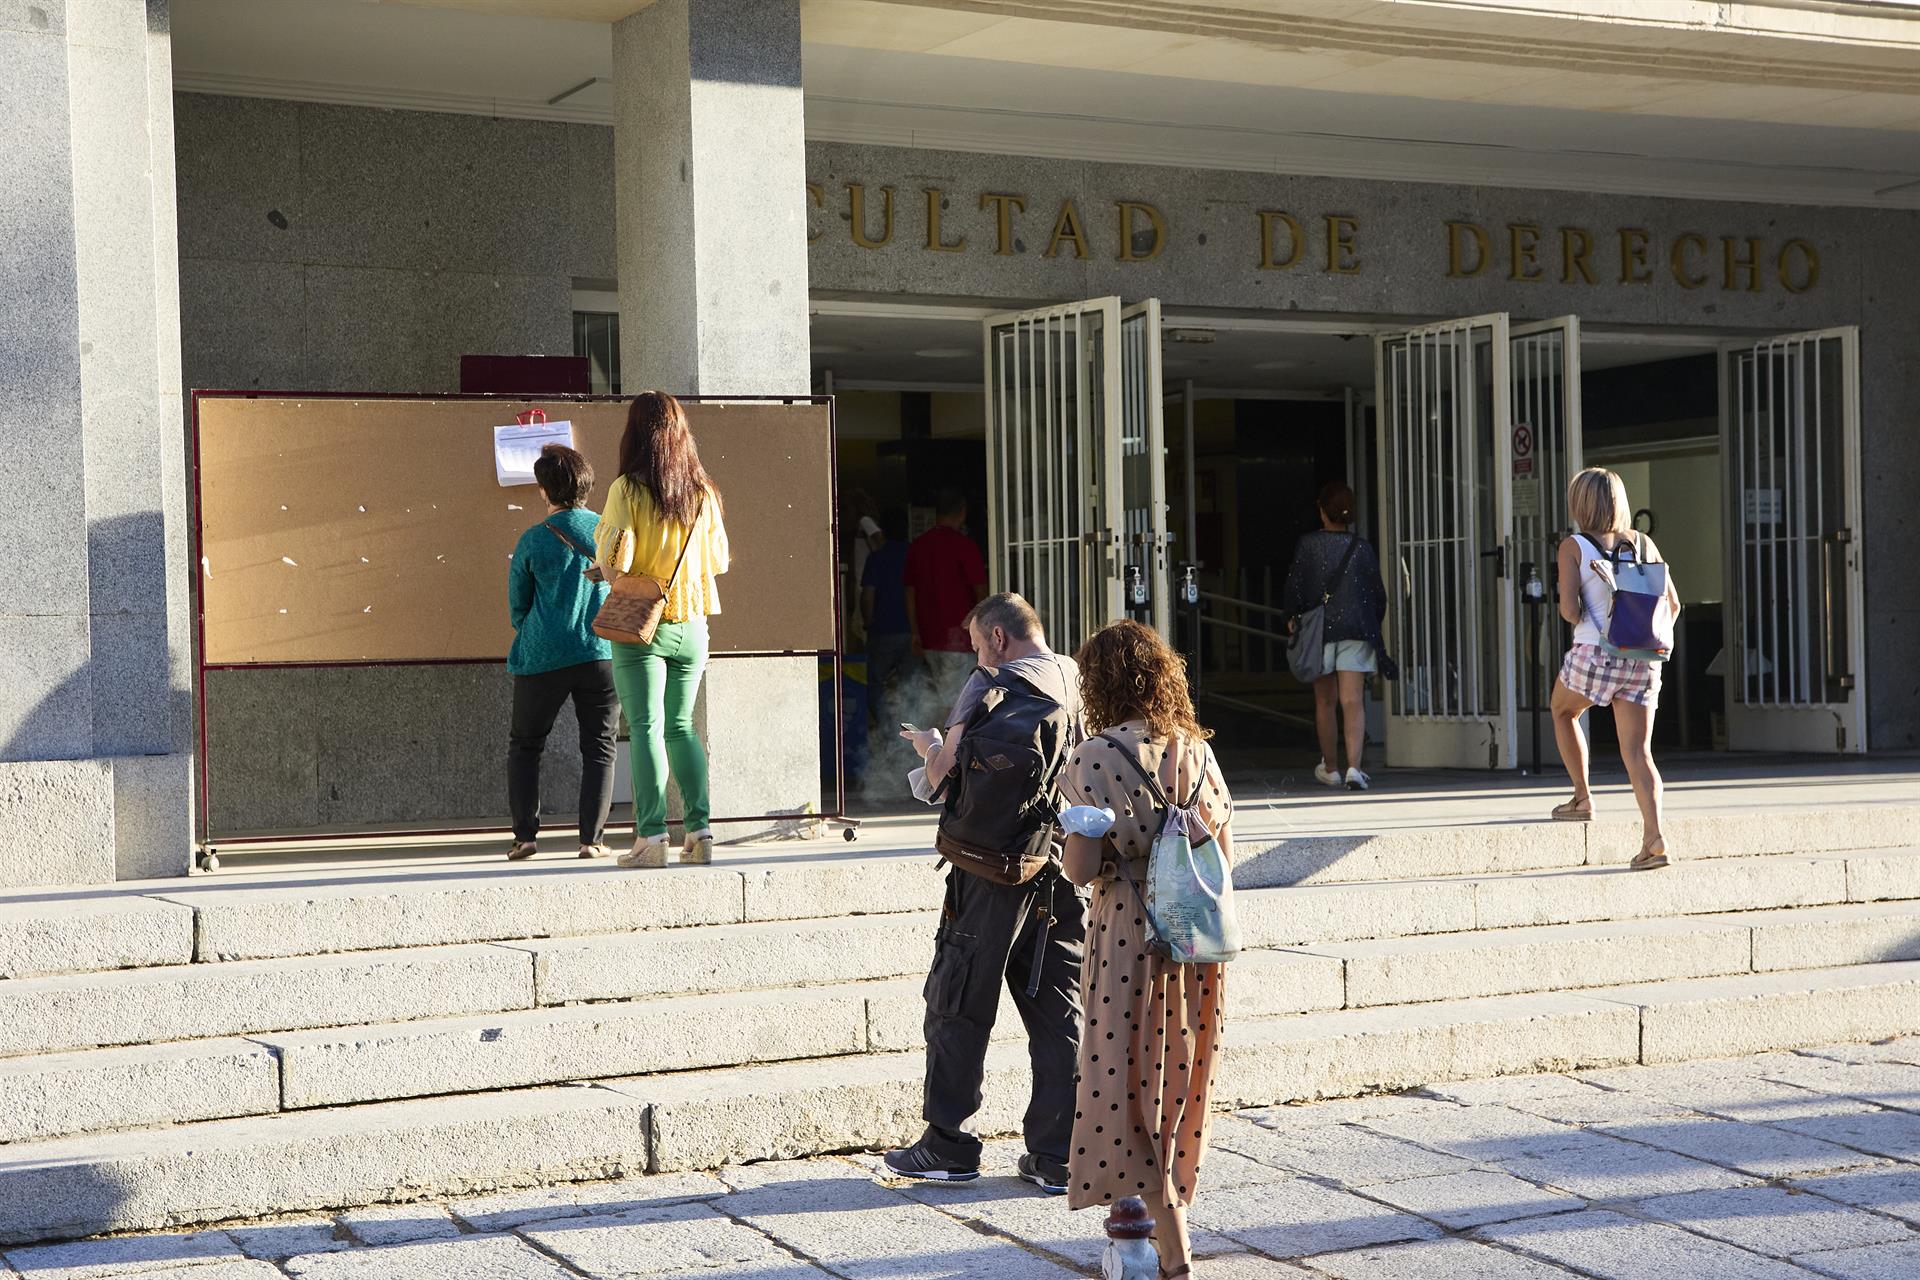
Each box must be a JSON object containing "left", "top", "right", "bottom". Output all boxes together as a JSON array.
[{"left": 817, "top": 299, "right": 1869, "bottom": 780}]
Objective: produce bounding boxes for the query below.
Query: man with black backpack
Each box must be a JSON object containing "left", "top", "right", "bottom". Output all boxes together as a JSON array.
[{"left": 888, "top": 593, "right": 1086, "bottom": 1195}]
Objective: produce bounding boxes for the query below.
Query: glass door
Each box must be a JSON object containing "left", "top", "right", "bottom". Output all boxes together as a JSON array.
[
  {"left": 1374, "top": 313, "right": 1517, "bottom": 769},
  {"left": 1719, "top": 327, "right": 1866, "bottom": 752}
]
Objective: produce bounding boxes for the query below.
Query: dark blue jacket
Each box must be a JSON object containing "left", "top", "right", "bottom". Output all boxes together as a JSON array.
[{"left": 1282, "top": 529, "right": 1388, "bottom": 646}]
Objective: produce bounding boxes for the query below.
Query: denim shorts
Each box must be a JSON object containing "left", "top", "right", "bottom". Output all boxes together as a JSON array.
[{"left": 1323, "top": 639, "right": 1378, "bottom": 674}]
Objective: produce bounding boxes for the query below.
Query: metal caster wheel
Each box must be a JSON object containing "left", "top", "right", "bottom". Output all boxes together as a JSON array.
[
  {"left": 197, "top": 851, "right": 220, "bottom": 873},
  {"left": 843, "top": 827, "right": 859, "bottom": 842}
]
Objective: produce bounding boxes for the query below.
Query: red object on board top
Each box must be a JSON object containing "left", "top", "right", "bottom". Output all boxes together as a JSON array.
[{"left": 459, "top": 354, "right": 591, "bottom": 395}]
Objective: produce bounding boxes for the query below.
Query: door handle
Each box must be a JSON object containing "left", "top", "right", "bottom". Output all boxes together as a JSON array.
[{"left": 1480, "top": 544, "right": 1508, "bottom": 579}]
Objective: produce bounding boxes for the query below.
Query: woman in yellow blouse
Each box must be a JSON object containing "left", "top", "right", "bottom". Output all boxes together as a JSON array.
[{"left": 595, "top": 391, "right": 731, "bottom": 868}]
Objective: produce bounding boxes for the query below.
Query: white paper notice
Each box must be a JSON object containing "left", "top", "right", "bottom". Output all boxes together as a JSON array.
[{"left": 493, "top": 420, "right": 574, "bottom": 487}]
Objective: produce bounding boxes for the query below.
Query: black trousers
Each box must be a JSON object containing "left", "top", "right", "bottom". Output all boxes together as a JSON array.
[
  {"left": 508, "top": 661, "right": 620, "bottom": 844},
  {"left": 920, "top": 862, "right": 1086, "bottom": 1165}
]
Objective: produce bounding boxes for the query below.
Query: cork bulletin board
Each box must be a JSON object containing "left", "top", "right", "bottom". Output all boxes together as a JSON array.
[{"left": 194, "top": 395, "right": 836, "bottom": 663}]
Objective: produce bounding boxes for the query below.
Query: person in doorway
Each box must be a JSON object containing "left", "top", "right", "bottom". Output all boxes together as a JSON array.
[
  {"left": 1061, "top": 619, "right": 1234, "bottom": 1279},
  {"left": 1282, "top": 480, "right": 1388, "bottom": 791},
  {"left": 890, "top": 593, "right": 1086, "bottom": 1194},
  {"left": 904, "top": 489, "right": 989, "bottom": 709},
  {"left": 505, "top": 444, "right": 619, "bottom": 861},
  {"left": 861, "top": 508, "right": 914, "bottom": 734},
  {"left": 1551, "top": 467, "right": 1681, "bottom": 870},
  {"left": 596, "top": 391, "right": 732, "bottom": 869}
]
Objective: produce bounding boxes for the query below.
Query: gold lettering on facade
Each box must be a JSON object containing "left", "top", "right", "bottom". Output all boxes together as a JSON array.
[
  {"left": 802, "top": 177, "right": 1823, "bottom": 294},
  {"left": 1671, "top": 233, "right": 1709, "bottom": 289},
  {"left": 1047, "top": 198, "right": 1089, "bottom": 259},
  {"left": 848, "top": 184, "right": 895, "bottom": 250},
  {"left": 1508, "top": 223, "right": 1544, "bottom": 283},
  {"left": 1446, "top": 221, "right": 1490, "bottom": 277},
  {"left": 1561, "top": 227, "right": 1596, "bottom": 285},
  {"left": 979, "top": 193, "right": 1027, "bottom": 256},
  {"left": 1778, "top": 239, "right": 1820, "bottom": 293},
  {"left": 1619, "top": 228, "right": 1653, "bottom": 284},
  {"left": 1116, "top": 201, "right": 1166, "bottom": 262},
  {"left": 1258, "top": 211, "right": 1305, "bottom": 270},
  {"left": 924, "top": 188, "right": 965, "bottom": 254},
  {"left": 1722, "top": 237, "right": 1762, "bottom": 292},
  {"left": 1325, "top": 215, "right": 1360, "bottom": 275}
]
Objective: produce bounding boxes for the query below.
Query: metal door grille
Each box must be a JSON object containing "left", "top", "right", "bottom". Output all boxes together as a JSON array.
[
  {"left": 985, "top": 304, "right": 1110, "bottom": 653},
  {"left": 1381, "top": 320, "right": 1504, "bottom": 723},
  {"left": 1726, "top": 333, "right": 1854, "bottom": 710}
]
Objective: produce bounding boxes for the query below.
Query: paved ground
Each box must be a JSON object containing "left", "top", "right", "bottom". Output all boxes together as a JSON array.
[{"left": 12, "top": 1038, "right": 1920, "bottom": 1278}]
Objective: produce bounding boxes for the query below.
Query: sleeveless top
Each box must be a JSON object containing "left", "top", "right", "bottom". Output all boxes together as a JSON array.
[{"left": 1570, "top": 531, "right": 1652, "bottom": 649}]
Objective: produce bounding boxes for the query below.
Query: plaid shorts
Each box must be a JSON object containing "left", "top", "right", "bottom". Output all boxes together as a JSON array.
[{"left": 1559, "top": 643, "right": 1661, "bottom": 709}]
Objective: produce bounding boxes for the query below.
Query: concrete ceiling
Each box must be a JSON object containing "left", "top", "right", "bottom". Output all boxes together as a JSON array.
[
  {"left": 171, "top": 0, "right": 1920, "bottom": 206},
  {"left": 809, "top": 308, "right": 1715, "bottom": 394}
]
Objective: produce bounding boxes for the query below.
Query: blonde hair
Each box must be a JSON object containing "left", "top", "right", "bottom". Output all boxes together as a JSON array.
[{"left": 1567, "top": 467, "right": 1631, "bottom": 536}]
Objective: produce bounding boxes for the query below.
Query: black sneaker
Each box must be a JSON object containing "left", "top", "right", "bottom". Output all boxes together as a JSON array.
[
  {"left": 1017, "top": 1153, "right": 1069, "bottom": 1195},
  {"left": 883, "top": 1138, "right": 980, "bottom": 1182}
]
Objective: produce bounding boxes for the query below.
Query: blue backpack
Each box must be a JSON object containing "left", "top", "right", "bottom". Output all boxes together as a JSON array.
[{"left": 1580, "top": 533, "right": 1674, "bottom": 663}]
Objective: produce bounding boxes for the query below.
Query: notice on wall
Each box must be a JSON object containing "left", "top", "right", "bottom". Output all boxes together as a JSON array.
[
  {"left": 1513, "top": 478, "right": 1543, "bottom": 521},
  {"left": 1745, "top": 487, "right": 1783, "bottom": 526},
  {"left": 493, "top": 419, "right": 575, "bottom": 487}
]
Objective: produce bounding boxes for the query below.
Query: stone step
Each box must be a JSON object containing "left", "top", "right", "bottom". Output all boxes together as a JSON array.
[
  {"left": 153, "top": 856, "right": 942, "bottom": 962},
  {"left": 0, "top": 943, "right": 532, "bottom": 1057},
  {"left": 0, "top": 952, "right": 1338, "bottom": 1140},
  {"left": 0, "top": 894, "right": 192, "bottom": 979},
  {"left": 0, "top": 1039, "right": 280, "bottom": 1144},
  {"left": 1299, "top": 899, "right": 1920, "bottom": 1008},
  {"left": 0, "top": 1084, "right": 651, "bottom": 1246},
  {"left": 1232, "top": 804, "right": 1920, "bottom": 888},
  {"left": 3, "top": 852, "right": 1912, "bottom": 1061},
  {"left": 9, "top": 842, "right": 1915, "bottom": 992},
  {"left": 5, "top": 959, "right": 1917, "bottom": 1246},
  {"left": 273, "top": 955, "right": 1332, "bottom": 1110},
  {"left": 1596, "top": 958, "right": 1920, "bottom": 1063}
]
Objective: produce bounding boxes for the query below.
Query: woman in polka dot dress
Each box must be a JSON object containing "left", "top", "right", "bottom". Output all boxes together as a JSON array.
[{"left": 1061, "top": 620, "right": 1234, "bottom": 1278}]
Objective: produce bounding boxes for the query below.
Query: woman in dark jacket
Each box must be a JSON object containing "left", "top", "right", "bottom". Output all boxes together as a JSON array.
[{"left": 1283, "top": 480, "right": 1388, "bottom": 791}]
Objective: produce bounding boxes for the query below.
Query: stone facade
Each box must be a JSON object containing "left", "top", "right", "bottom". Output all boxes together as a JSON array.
[
  {"left": 172, "top": 96, "right": 1920, "bottom": 833},
  {"left": 1, "top": 2, "right": 194, "bottom": 886}
]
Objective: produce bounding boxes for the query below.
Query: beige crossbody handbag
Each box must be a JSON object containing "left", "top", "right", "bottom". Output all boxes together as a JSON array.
[{"left": 590, "top": 500, "right": 701, "bottom": 647}]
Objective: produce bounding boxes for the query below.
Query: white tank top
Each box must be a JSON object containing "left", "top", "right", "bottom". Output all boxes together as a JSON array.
[{"left": 1571, "top": 532, "right": 1624, "bottom": 648}]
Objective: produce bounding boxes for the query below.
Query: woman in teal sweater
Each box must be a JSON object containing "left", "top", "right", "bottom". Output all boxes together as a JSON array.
[{"left": 505, "top": 444, "right": 617, "bottom": 861}]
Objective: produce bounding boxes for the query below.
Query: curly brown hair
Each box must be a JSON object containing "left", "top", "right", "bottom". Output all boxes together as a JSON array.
[{"left": 1074, "top": 620, "right": 1212, "bottom": 742}]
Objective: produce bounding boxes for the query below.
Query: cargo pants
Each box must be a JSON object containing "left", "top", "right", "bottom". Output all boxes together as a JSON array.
[{"left": 918, "top": 861, "right": 1087, "bottom": 1166}]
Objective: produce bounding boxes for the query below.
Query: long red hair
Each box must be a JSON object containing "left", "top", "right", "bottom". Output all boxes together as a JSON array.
[{"left": 617, "top": 390, "right": 722, "bottom": 525}]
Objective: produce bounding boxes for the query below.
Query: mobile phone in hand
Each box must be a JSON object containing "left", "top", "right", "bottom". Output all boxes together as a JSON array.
[{"left": 899, "top": 722, "right": 919, "bottom": 733}]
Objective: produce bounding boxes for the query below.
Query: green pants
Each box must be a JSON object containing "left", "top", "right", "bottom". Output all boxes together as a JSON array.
[{"left": 610, "top": 618, "right": 711, "bottom": 839}]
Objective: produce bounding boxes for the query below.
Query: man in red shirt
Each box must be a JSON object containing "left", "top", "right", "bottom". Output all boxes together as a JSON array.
[{"left": 904, "top": 489, "right": 989, "bottom": 701}]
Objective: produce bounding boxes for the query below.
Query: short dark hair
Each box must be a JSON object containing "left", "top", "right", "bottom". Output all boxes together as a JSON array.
[
  {"left": 934, "top": 488, "right": 967, "bottom": 519},
  {"left": 966, "top": 592, "right": 1042, "bottom": 642},
  {"left": 534, "top": 444, "right": 595, "bottom": 507}
]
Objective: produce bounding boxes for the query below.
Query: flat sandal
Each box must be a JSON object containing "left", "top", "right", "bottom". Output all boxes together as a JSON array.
[
  {"left": 1631, "top": 837, "right": 1671, "bottom": 871},
  {"left": 1550, "top": 800, "right": 1592, "bottom": 823}
]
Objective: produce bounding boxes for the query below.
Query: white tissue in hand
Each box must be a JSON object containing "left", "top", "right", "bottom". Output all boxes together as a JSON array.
[{"left": 1060, "top": 805, "right": 1116, "bottom": 837}]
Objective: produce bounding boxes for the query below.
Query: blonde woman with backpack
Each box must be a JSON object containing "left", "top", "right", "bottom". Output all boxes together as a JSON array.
[
  {"left": 1551, "top": 468, "right": 1682, "bottom": 870},
  {"left": 1062, "top": 620, "right": 1235, "bottom": 1280}
]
